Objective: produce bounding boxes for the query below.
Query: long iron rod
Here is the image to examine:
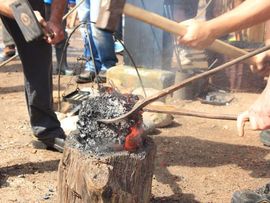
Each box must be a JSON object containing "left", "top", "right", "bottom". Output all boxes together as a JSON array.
[{"left": 99, "top": 44, "right": 270, "bottom": 123}]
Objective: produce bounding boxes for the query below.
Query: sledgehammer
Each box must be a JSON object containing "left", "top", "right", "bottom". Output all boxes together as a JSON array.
[
  {"left": 9, "top": 0, "right": 84, "bottom": 42},
  {"left": 96, "top": 0, "right": 256, "bottom": 65},
  {"left": 0, "top": 0, "right": 84, "bottom": 69}
]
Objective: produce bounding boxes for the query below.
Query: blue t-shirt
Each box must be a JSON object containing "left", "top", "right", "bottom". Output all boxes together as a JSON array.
[{"left": 44, "top": 0, "right": 76, "bottom": 4}]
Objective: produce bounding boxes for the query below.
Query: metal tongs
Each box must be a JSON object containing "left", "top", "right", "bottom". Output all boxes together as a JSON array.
[{"left": 98, "top": 45, "right": 270, "bottom": 124}]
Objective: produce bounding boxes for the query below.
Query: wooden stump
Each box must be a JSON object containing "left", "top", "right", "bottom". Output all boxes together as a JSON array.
[{"left": 57, "top": 135, "right": 156, "bottom": 203}]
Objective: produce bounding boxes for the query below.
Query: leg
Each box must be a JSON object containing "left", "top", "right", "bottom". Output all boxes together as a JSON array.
[
  {"left": 0, "top": 0, "right": 65, "bottom": 149},
  {"left": 76, "top": 0, "right": 101, "bottom": 83},
  {"left": 90, "top": 25, "right": 117, "bottom": 71},
  {"left": 90, "top": 0, "right": 117, "bottom": 71},
  {"left": 113, "top": 15, "right": 124, "bottom": 54},
  {"left": 44, "top": 3, "right": 70, "bottom": 74}
]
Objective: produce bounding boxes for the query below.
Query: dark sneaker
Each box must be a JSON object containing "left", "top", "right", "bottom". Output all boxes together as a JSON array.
[
  {"left": 231, "top": 183, "right": 270, "bottom": 203},
  {"left": 76, "top": 70, "right": 96, "bottom": 83},
  {"left": 32, "top": 136, "right": 66, "bottom": 153},
  {"left": 260, "top": 130, "right": 270, "bottom": 147}
]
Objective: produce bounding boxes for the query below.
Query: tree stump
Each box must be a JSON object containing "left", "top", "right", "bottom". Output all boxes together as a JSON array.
[{"left": 57, "top": 135, "right": 156, "bottom": 203}]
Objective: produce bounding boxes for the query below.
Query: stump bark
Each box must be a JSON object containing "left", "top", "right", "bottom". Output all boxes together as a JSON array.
[{"left": 57, "top": 136, "right": 156, "bottom": 203}]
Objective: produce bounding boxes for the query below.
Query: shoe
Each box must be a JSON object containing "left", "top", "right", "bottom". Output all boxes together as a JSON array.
[
  {"left": 0, "top": 45, "right": 16, "bottom": 62},
  {"left": 260, "top": 130, "right": 270, "bottom": 146},
  {"left": 65, "top": 69, "right": 74, "bottom": 76},
  {"left": 94, "top": 70, "right": 107, "bottom": 83},
  {"left": 76, "top": 70, "right": 96, "bottom": 83},
  {"left": 231, "top": 183, "right": 270, "bottom": 203},
  {"left": 54, "top": 69, "right": 74, "bottom": 76},
  {"left": 32, "top": 136, "right": 66, "bottom": 153}
]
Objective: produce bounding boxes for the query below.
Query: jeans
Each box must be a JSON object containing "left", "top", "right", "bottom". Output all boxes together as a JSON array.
[
  {"left": 76, "top": 0, "right": 117, "bottom": 72},
  {"left": 0, "top": 0, "right": 65, "bottom": 140}
]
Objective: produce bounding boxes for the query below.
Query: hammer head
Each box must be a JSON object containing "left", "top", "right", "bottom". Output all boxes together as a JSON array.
[
  {"left": 96, "top": 0, "right": 126, "bottom": 32},
  {"left": 10, "top": 0, "right": 44, "bottom": 42}
]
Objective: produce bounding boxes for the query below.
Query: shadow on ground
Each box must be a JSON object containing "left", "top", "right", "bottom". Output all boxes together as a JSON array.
[
  {"left": 152, "top": 134, "right": 270, "bottom": 202},
  {"left": 0, "top": 159, "right": 60, "bottom": 187}
]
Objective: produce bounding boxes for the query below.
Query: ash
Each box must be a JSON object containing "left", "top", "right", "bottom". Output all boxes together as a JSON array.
[{"left": 76, "top": 91, "right": 141, "bottom": 154}]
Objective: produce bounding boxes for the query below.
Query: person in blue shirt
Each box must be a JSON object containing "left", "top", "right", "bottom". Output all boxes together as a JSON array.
[{"left": 43, "top": 0, "right": 74, "bottom": 75}]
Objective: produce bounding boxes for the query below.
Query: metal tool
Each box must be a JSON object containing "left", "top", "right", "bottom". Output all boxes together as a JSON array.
[
  {"left": 96, "top": 0, "right": 256, "bottom": 65},
  {"left": 144, "top": 104, "right": 237, "bottom": 120},
  {"left": 98, "top": 44, "right": 270, "bottom": 124},
  {"left": 9, "top": 0, "right": 84, "bottom": 42},
  {"left": 10, "top": 0, "right": 44, "bottom": 42},
  {"left": 1, "top": 0, "right": 83, "bottom": 68}
]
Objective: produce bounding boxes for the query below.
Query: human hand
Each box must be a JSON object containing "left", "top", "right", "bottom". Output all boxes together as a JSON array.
[
  {"left": 237, "top": 81, "right": 270, "bottom": 136},
  {"left": 34, "top": 11, "right": 64, "bottom": 44},
  {"left": 251, "top": 50, "right": 270, "bottom": 76},
  {"left": 45, "top": 20, "right": 65, "bottom": 44},
  {"left": 177, "top": 19, "right": 216, "bottom": 49}
]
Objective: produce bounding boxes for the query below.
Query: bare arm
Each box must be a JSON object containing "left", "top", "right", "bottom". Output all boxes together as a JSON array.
[
  {"left": 179, "top": 0, "right": 270, "bottom": 49},
  {"left": 45, "top": 0, "right": 67, "bottom": 44},
  {"left": 237, "top": 76, "right": 270, "bottom": 136},
  {"left": 265, "top": 20, "right": 270, "bottom": 45},
  {"left": 49, "top": 0, "right": 66, "bottom": 25},
  {"left": 0, "top": 0, "right": 16, "bottom": 18},
  {"left": 250, "top": 20, "right": 270, "bottom": 75},
  {"left": 208, "top": 0, "right": 270, "bottom": 39}
]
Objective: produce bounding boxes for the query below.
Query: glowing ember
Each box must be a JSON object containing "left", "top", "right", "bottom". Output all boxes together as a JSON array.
[{"left": 124, "top": 124, "right": 143, "bottom": 152}]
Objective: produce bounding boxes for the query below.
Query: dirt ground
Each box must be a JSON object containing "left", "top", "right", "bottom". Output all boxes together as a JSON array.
[{"left": 1, "top": 33, "right": 270, "bottom": 203}]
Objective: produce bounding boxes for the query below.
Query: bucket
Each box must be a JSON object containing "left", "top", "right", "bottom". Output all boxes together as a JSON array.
[{"left": 173, "top": 69, "right": 207, "bottom": 100}]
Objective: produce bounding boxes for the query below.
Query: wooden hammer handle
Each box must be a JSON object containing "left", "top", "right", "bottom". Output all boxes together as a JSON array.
[{"left": 124, "top": 3, "right": 256, "bottom": 65}]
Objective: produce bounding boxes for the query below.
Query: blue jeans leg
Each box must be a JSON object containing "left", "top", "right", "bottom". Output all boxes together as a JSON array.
[
  {"left": 90, "top": 0, "right": 117, "bottom": 71},
  {"left": 91, "top": 25, "right": 117, "bottom": 71},
  {"left": 76, "top": 0, "right": 101, "bottom": 73},
  {"left": 82, "top": 24, "right": 101, "bottom": 72}
]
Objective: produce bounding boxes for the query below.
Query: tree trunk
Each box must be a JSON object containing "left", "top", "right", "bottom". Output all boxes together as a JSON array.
[{"left": 57, "top": 136, "right": 156, "bottom": 203}]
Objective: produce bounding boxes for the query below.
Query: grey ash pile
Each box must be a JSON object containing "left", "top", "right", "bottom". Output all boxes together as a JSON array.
[{"left": 75, "top": 91, "right": 142, "bottom": 154}]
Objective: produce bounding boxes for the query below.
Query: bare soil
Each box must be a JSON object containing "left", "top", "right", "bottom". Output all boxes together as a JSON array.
[{"left": 0, "top": 34, "right": 270, "bottom": 203}]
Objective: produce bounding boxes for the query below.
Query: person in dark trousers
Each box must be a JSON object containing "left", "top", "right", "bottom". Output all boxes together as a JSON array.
[
  {"left": 177, "top": 0, "right": 270, "bottom": 202},
  {"left": 0, "top": 0, "right": 67, "bottom": 152},
  {"left": 44, "top": 0, "right": 75, "bottom": 75}
]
